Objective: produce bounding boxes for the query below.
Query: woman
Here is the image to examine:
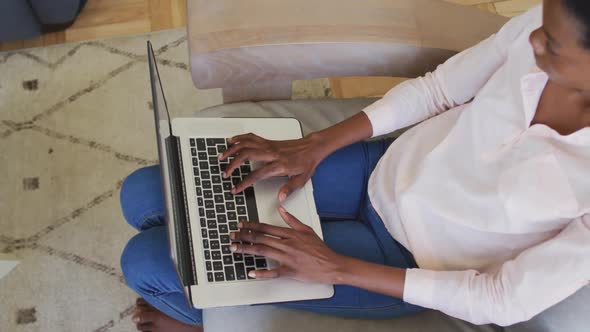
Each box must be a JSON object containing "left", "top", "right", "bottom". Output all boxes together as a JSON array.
[{"left": 119, "top": 0, "right": 590, "bottom": 331}]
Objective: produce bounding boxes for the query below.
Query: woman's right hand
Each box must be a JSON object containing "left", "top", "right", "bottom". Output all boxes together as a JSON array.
[{"left": 219, "top": 132, "right": 326, "bottom": 202}]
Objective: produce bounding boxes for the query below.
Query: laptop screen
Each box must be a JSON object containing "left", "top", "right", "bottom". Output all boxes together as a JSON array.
[
  {"left": 147, "top": 42, "right": 196, "bottom": 290},
  {"left": 147, "top": 41, "right": 171, "bottom": 140}
]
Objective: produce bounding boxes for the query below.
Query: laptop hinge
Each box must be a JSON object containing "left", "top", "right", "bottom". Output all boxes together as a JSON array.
[{"left": 165, "top": 135, "right": 198, "bottom": 286}]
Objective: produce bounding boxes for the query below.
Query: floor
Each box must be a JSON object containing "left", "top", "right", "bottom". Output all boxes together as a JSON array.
[
  {"left": 0, "top": 28, "right": 224, "bottom": 332},
  {"left": 0, "top": 0, "right": 186, "bottom": 52},
  {"left": 0, "top": 0, "right": 540, "bottom": 52}
]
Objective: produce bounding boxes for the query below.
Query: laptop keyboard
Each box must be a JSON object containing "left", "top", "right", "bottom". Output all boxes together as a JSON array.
[{"left": 190, "top": 138, "right": 268, "bottom": 283}]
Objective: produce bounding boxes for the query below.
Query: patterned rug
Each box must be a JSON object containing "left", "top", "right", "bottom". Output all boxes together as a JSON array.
[{"left": 0, "top": 29, "right": 222, "bottom": 331}]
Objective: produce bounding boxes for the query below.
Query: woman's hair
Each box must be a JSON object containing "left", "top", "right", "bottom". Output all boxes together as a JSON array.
[{"left": 563, "top": 0, "right": 590, "bottom": 48}]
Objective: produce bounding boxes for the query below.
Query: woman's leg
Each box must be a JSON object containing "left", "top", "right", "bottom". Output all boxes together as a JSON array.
[
  {"left": 311, "top": 137, "right": 413, "bottom": 268},
  {"left": 120, "top": 166, "right": 166, "bottom": 231},
  {"left": 121, "top": 226, "right": 204, "bottom": 326},
  {"left": 311, "top": 138, "right": 395, "bottom": 221},
  {"left": 120, "top": 219, "right": 421, "bottom": 325},
  {"left": 120, "top": 166, "right": 203, "bottom": 326}
]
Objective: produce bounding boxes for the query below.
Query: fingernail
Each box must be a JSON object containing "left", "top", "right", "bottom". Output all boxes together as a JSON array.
[
  {"left": 222, "top": 172, "right": 227, "bottom": 178},
  {"left": 279, "top": 193, "right": 286, "bottom": 202},
  {"left": 230, "top": 244, "right": 237, "bottom": 252},
  {"left": 132, "top": 314, "right": 140, "bottom": 323},
  {"left": 231, "top": 186, "right": 236, "bottom": 193},
  {"left": 230, "top": 232, "right": 235, "bottom": 239},
  {"left": 279, "top": 206, "right": 286, "bottom": 213},
  {"left": 248, "top": 271, "right": 256, "bottom": 278},
  {"left": 237, "top": 222, "right": 243, "bottom": 229},
  {"left": 218, "top": 153, "right": 222, "bottom": 160}
]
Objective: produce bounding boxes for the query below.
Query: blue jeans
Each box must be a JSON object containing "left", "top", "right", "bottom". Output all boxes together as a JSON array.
[{"left": 120, "top": 138, "right": 423, "bottom": 326}]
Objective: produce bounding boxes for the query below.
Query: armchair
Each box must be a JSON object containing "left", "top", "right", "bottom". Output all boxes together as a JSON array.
[{"left": 186, "top": 1, "right": 590, "bottom": 331}]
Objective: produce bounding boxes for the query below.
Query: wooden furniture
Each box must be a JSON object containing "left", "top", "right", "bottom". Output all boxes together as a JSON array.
[
  {"left": 328, "top": 76, "right": 411, "bottom": 99},
  {"left": 0, "top": 0, "right": 187, "bottom": 52},
  {"left": 0, "top": 0, "right": 539, "bottom": 52},
  {"left": 187, "top": 0, "right": 509, "bottom": 103}
]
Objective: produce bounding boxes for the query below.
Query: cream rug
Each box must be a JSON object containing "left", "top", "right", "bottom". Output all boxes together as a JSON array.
[{"left": 0, "top": 29, "right": 222, "bottom": 332}]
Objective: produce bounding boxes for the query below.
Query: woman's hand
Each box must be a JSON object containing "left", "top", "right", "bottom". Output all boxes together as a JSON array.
[
  {"left": 219, "top": 132, "right": 326, "bottom": 201},
  {"left": 230, "top": 206, "right": 408, "bottom": 300},
  {"left": 229, "top": 206, "right": 347, "bottom": 284}
]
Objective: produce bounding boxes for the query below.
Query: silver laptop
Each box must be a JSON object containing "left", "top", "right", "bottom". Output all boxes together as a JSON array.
[{"left": 147, "top": 42, "right": 334, "bottom": 308}]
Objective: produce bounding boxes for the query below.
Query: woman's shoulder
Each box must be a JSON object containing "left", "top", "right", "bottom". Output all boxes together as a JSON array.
[{"left": 496, "top": 4, "right": 543, "bottom": 44}]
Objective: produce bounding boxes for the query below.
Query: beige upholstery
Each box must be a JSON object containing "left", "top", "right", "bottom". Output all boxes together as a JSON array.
[
  {"left": 197, "top": 99, "right": 590, "bottom": 332},
  {"left": 187, "top": 0, "right": 508, "bottom": 103},
  {"left": 196, "top": 98, "right": 379, "bottom": 135}
]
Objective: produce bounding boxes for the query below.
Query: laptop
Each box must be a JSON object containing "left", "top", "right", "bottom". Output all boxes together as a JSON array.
[{"left": 147, "top": 42, "right": 334, "bottom": 308}]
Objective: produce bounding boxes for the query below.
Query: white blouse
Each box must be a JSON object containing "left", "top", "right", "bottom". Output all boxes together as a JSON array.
[{"left": 363, "top": 4, "right": 590, "bottom": 326}]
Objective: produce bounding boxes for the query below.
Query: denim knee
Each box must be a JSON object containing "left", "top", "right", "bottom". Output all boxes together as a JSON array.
[
  {"left": 121, "top": 232, "right": 149, "bottom": 293},
  {"left": 120, "top": 227, "right": 203, "bottom": 326},
  {"left": 121, "top": 227, "right": 169, "bottom": 294},
  {"left": 120, "top": 166, "right": 164, "bottom": 231}
]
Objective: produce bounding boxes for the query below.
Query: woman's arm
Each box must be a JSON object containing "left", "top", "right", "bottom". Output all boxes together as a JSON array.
[
  {"left": 232, "top": 207, "right": 590, "bottom": 327},
  {"left": 363, "top": 6, "right": 540, "bottom": 137},
  {"left": 223, "top": 7, "right": 542, "bottom": 200},
  {"left": 332, "top": 214, "right": 590, "bottom": 326},
  {"left": 402, "top": 215, "right": 590, "bottom": 326},
  {"left": 229, "top": 205, "right": 407, "bottom": 296},
  {"left": 332, "top": 255, "right": 406, "bottom": 299},
  {"left": 231, "top": 206, "right": 408, "bottom": 298},
  {"left": 221, "top": 111, "right": 373, "bottom": 199},
  {"left": 311, "top": 111, "right": 374, "bottom": 159}
]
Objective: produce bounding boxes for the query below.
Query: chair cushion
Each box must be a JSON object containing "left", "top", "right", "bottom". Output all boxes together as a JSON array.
[
  {"left": 204, "top": 306, "right": 501, "bottom": 332},
  {"left": 505, "top": 285, "right": 590, "bottom": 332},
  {"left": 197, "top": 99, "right": 589, "bottom": 332}
]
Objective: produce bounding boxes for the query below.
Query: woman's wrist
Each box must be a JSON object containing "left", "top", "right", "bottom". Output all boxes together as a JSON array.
[
  {"left": 306, "top": 130, "right": 345, "bottom": 161},
  {"left": 305, "top": 111, "right": 374, "bottom": 162},
  {"left": 327, "top": 254, "right": 407, "bottom": 299},
  {"left": 304, "top": 131, "right": 334, "bottom": 162},
  {"left": 328, "top": 254, "right": 358, "bottom": 285}
]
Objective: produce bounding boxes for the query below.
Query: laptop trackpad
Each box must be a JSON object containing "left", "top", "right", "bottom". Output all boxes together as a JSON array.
[
  {"left": 252, "top": 177, "right": 313, "bottom": 268},
  {"left": 254, "top": 178, "right": 310, "bottom": 226}
]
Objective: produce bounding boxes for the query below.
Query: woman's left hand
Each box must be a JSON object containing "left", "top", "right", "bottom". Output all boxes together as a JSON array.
[{"left": 230, "top": 206, "right": 346, "bottom": 284}]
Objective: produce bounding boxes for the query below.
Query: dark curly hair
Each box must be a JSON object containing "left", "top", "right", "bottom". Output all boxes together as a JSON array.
[{"left": 563, "top": 0, "right": 590, "bottom": 48}]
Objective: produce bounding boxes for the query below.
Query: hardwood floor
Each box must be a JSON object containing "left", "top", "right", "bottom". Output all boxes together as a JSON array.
[
  {"left": 0, "top": 0, "right": 185, "bottom": 51},
  {"left": 0, "top": 0, "right": 539, "bottom": 52}
]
